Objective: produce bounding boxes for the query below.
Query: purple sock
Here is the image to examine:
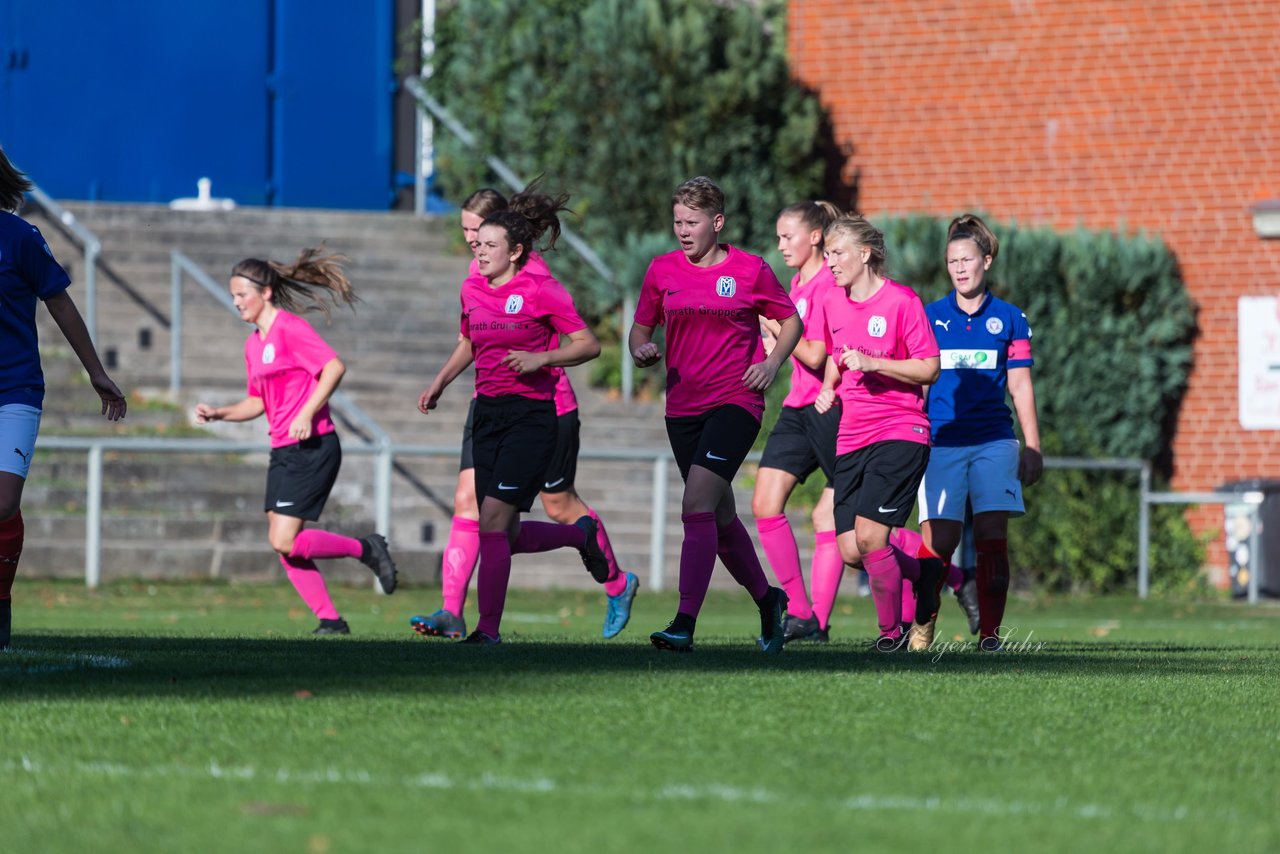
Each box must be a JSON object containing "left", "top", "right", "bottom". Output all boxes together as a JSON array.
[
  {"left": 863, "top": 545, "right": 903, "bottom": 638},
  {"left": 755, "top": 514, "right": 812, "bottom": 619},
  {"left": 946, "top": 561, "right": 963, "bottom": 592},
  {"left": 512, "top": 520, "right": 584, "bottom": 554},
  {"left": 810, "top": 530, "right": 844, "bottom": 629},
  {"left": 476, "top": 531, "right": 512, "bottom": 637},
  {"left": 290, "top": 529, "right": 362, "bottom": 561},
  {"left": 891, "top": 544, "right": 921, "bottom": 582},
  {"left": 442, "top": 516, "right": 480, "bottom": 616},
  {"left": 280, "top": 554, "right": 340, "bottom": 620},
  {"left": 716, "top": 517, "right": 770, "bottom": 601},
  {"left": 677, "top": 512, "right": 719, "bottom": 619}
]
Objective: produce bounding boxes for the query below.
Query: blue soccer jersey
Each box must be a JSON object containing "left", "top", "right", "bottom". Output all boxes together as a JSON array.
[
  {"left": 0, "top": 211, "right": 72, "bottom": 408},
  {"left": 925, "top": 291, "right": 1033, "bottom": 447}
]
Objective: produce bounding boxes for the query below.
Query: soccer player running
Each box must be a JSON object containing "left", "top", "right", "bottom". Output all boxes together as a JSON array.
[
  {"left": 814, "top": 215, "right": 942, "bottom": 652},
  {"left": 630, "top": 176, "right": 802, "bottom": 653},
  {"left": 417, "top": 185, "right": 608, "bottom": 645},
  {"left": 0, "top": 147, "right": 127, "bottom": 649},
  {"left": 195, "top": 248, "right": 398, "bottom": 635},
  {"left": 411, "top": 189, "right": 636, "bottom": 641},
  {"left": 917, "top": 214, "right": 1041, "bottom": 652},
  {"left": 751, "top": 200, "right": 845, "bottom": 644}
]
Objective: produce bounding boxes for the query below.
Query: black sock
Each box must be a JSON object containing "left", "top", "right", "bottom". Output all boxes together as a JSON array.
[{"left": 670, "top": 612, "right": 696, "bottom": 634}]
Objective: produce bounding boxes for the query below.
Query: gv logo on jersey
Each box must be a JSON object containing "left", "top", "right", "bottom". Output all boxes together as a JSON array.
[
  {"left": 262, "top": 343, "right": 276, "bottom": 364},
  {"left": 716, "top": 276, "right": 737, "bottom": 298},
  {"left": 505, "top": 295, "right": 524, "bottom": 314},
  {"left": 986, "top": 317, "right": 1004, "bottom": 335},
  {"left": 868, "top": 315, "right": 887, "bottom": 338}
]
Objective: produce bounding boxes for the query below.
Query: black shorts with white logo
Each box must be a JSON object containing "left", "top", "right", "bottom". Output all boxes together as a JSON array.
[
  {"left": 264, "top": 431, "right": 343, "bottom": 521},
  {"left": 459, "top": 398, "right": 477, "bottom": 471},
  {"left": 540, "top": 409, "right": 580, "bottom": 494},
  {"left": 832, "top": 440, "right": 930, "bottom": 533},
  {"left": 665, "top": 404, "right": 761, "bottom": 482},
  {"left": 758, "top": 403, "right": 840, "bottom": 484},
  {"left": 472, "top": 394, "right": 557, "bottom": 512}
]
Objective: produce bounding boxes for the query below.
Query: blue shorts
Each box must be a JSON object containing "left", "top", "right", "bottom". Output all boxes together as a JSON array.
[
  {"left": 0, "top": 404, "right": 41, "bottom": 479},
  {"left": 918, "top": 439, "right": 1025, "bottom": 522}
]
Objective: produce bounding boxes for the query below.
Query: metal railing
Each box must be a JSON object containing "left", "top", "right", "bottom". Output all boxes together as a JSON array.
[
  {"left": 403, "top": 77, "right": 636, "bottom": 404},
  {"left": 26, "top": 186, "right": 102, "bottom": 346},
  {"left": 1144, "top": 489, "right": 1265, "bottom": 604}
]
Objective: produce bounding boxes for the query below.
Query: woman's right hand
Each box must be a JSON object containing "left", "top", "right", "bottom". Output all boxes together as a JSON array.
[
  {"left": 194, "top": 403, "right": 221, "bottom": 424},
  {"left": 814, "top": 388, "right": 836, "bottom": 414},
  {"left": 631, "top": 342, "right": 662, "bottom": 368},
  {"left": 418, "top": 384, "right": 443, "bottom": 414}
]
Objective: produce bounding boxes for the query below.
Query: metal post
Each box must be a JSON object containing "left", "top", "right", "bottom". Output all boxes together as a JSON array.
[
  {"left": 1247, "top": 500, "right": 1262, "bottom": 605},
  {"left": 170, "top": 252, "right": 183, "bottom": 400},
  {"left": 84, "top": 240, "right": 100, "bottom": 347},
  {"left": 85, "top": 443, "right": 103, "bottom": 589},
  {"left": 648, "top": 455, "right": 668, "bottom": 591},
  {"left": 1138, "top": 462, "right": 1151, "bottom": 599},
  {"left": 373, "top": 441, "right": 393, "bottom": 593},
  {"left": 620, "top": 293, "right": 634, "bottom": 404}
]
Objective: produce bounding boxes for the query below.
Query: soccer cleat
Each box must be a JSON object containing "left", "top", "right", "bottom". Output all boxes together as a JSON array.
[
  {"left": 313, "top": 618, "right": 350, "bottom": 636},
  {"left": 782, "top": 613, "right": 821, "bottom": 644},
  {"left": 756, "top": 586, "right": 788, "bottom": 654},
  {"left": 907, "top": 616, "right": 937, "bottom": 651},
  {"left": 812, "top": 627, "right": 831, "bottom": 644},
  {"left": 955, "top": 574, "right": 981, "bottom": 635},
  {"left": 602, "top": 572, "right": 640, "bottom": 639},
  {"left": 650, "top": 620, "right": 694, "bottom": 652},
  {"left": 460, "top": 629, "right": 502, "bottom": 645},
  {"left": 410, "top": 609, "right": 467, "bottom": 639},
  {"left": 872, "top": 633, "right": 908, "bottom": 653},
  {"left": 359, "top": 534, "right": 398, "bottom": 594},
  {"left": 979, "top": 635, "right": 1003, "bottom": 653},
  {"left": 0, "top": 598, "right": 10, "bottom": 650},
  {"left": 573, "top": 516, "right": 610, "bottom": 583},
  {"left": 913, "top": 556, "right": 945, "bottom": 625}
]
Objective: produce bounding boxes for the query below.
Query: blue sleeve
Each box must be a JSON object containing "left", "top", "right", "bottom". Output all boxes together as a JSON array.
[{"left": 18, "top": 224, "right": 71, "bottom": 300}]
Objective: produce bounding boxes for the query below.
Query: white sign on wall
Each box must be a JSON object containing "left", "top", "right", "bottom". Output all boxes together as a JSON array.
[{"left": 1238, "top": 295, "right": 1280, "bottom": 429}]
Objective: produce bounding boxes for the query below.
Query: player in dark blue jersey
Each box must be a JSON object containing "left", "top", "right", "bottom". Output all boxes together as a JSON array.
[
  {"left": 915, "top": 214, "right": 1041, "bottom": 651},
  {"left": 0, "top": 146, "right": 127, "bottom": 648}
]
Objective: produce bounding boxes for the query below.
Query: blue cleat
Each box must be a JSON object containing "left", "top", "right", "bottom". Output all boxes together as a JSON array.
[
  {"left": 756, "top": 586, "right": 788, "bottom": 654},
  {"left": 650, "top": 621, "right": 694, "bottom": 652},
  {"left": 410, "top": 609, "right": 467, "bottom": 639},
  {"left": 602, "top": 572, "right": 639, "bottom": 639}
]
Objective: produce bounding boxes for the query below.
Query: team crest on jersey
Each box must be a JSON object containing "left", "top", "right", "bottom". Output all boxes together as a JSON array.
[
  {"left": 795, "top": 297, "right": 808, "bottom": 319},
  {"left": 868, "top": 315, "right": 887, "bottom": 338},
  {"left": 986, "top": 317, "right": 1004, "bottom": 335},
  {"left": 505, "top": 295, "right": 524, "bottom": 314},
  {"left": 262, "top": 343, "right": 276, "bottom": 364},
  {"left": 716, "top": 276, "right": 737, "bottom": 298}
]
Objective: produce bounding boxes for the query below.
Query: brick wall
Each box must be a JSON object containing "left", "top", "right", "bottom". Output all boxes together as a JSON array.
[{"left": 789, "top": 1, "right": 1280, "bottom": 583}]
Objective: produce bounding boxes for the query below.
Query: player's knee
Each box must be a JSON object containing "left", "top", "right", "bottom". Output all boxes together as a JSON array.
[
  {"left": 750, "top": 492, "right": 779, "bottom": 520},
  {"left": 0, "top": 500, "right": 20, "bottom": 523},
  {"left": 539, "top": 491, "right": 573, "bottom": 523},
  {"left": 267, "top": 531, "right": 295, "bottom": 555}
]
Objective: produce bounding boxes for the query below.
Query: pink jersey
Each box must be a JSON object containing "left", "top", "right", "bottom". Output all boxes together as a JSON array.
[
  {"left": 635, "top": 245, "right": 796, "bottom": 420},
  {"left": 244, "top": 310, "right": 339, "bottom": 449},
  {"left": 460, "top": 267, "right": 587, "bottom": 400},
  {"left": 466, "top": 251, "right": 576, "bottom": 414},
  {"left": 821, "top": 278, "right": 939, "bottom": 454},
  {"left": 781, "top": 264, "right": 839, "bottom": 409}
]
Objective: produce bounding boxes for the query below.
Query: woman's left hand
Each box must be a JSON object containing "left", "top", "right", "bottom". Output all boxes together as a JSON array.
[
  {"left": 91, "top": 373, "right": 128, "bottom": 421},
  {"left": 288, "top": 413, "right": 314, "bottom": 441},
  {"left": 1018, "top": 446, "right": 1043, "bottom": 487},
  {"left": 741, "top": 359, "right": 780, "bottom": 391}
]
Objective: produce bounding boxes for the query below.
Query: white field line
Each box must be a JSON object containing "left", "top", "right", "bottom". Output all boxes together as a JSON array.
[
  {"left": 0, "top": 649, "right": 131, "bottom": 675},
  {"left": 1, "top": 756, "right": 1232, "bottom": 824}
]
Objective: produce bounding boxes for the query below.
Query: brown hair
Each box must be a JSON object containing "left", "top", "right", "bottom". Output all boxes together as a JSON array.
[
  {"left": 671, "top": 176, "right": 725, "bottom": 215},
  {"left": 481, "top": 177, "right": 572, "bottom": 270},
  {"left": 232, "top": 246, "right": 358, "bottom": 319},
  {"left": 779, "top": 200, "right": 843, "bottom": 249},
  {"left": 462, "top": 188, "right": 508, "bottom": 219},
  {"left": 824, "top": 215, "right": 887, "bottom": 275},
  {"left": 0, "top": 146, "right": 33, "bottom": 213},
  {"left": 947, "top": 213, "right": 1000, "bottom": 260}
]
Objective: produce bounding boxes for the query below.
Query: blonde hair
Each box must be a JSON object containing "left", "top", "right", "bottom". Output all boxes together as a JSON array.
[
  {"left": 671, "top": 176, "right": 725, "bottom": 215},
  {"left": 947, "top": 213, "right": 999, "bottom": 260},
  {"left": 824, "top": 215, "right": 886, "bottom": 275},
  {"left": 779, "top": 200, "right": 843, "bottom": 250},
  {"left": 232, "top": 246, "right": 358, "bottom": 319}
]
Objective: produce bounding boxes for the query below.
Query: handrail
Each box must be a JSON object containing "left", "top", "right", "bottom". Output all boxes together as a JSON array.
[
  {"left": 168, "top": 250, "right": 392, "bottom": 449},
  {"left": 25, "top": 186, "right": 103, "bottom": 346},
  {"left": 403, "top": 76, "right": 635, "bottom": 403}
]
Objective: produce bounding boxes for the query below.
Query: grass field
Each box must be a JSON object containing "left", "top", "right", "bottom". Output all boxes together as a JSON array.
[{"left": 4, "top": 580, "right": 1278, "bottom": 853}]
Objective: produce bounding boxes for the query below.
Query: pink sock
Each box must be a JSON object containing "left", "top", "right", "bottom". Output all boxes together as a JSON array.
[
  {"left": 716, "top": 517, "right": 770, "bottom": 601},
  {"left": 290, "top": 529, "right": 363, "bottom": 561},
  {"left": 863, "top": 545, "right": 903, "bottom": 638},
  {"left": 512, "top": 521, "right": 584, "bottom": 554},
  {"left": 946, "top": 561, "right": 963, "bottom": 592},
  {"left": 476, "top": 531, "right": 512, "bottom": 637},
  {"left": 280, "top": 555, "right": 340, "bottom": 620},
  {"left": 442, "top": 516, "right": 480, "bottom": 616},
  {"left": 677, "top": 512, "right": 719, "bottom": 619},
  {"left": 589, "top": 509, "right": 627, "bottom": 594},
  {"left": 901, "top": 577, "right": 916, "bottom": 625},
  {"left": 810, "top": 530, "right": 843, "bottom": 629},
  {"left": 755, "top": 514, "right": 812, "bottom": 619}
]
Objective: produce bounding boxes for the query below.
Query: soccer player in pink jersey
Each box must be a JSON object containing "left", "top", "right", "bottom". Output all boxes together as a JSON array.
[
  {"left": 411, "top": 188, "right": 636, "bottom": 641},
  {"left": 918, "top": 214, "right": 1042, "bottom": 652},
  {"left": 417, "top": 187, "right": 607, "bottom": 644},
  {"left": 630, "top": 176, "right": 803, "bottom": 653},
  {"left": 751, "top": 200, "right": 845, "bottom": 644},
  {"left": 195, "top": 249, "right": 399, "bottom": 635},
  {"left": 0, "top": 147, "right": 127, "bottom": 649},
  {"left": 813, "top": 215, "right": 942, "bottom": 652}
]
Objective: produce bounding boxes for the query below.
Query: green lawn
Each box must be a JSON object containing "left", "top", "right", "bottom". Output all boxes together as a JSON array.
[{"left": 4, "top": 581, "right": 1278, "bottom": 853}]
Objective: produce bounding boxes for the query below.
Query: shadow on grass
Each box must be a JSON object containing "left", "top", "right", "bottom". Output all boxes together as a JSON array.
[{"left": 1, "top": 634, "right": 1276, "bottom": 701}]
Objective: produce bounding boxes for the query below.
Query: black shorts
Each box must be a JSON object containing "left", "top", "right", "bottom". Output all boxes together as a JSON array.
[
  {"left": 758, "top": 404, "right": 840, "bottom": 484},
  {"left": 472, "top": 395, "right": 557, "bottom": 512},
  {"left": 665, "top": 404, "right": 761, "bottom": 482},
  {"left": 459, "top": 398, "right": 477, "bottom": 471},
  {"left": 264, "top": 432, "right": 342, "bottom": 522},
  {"left": 540, "top": 409, "right": 580, "bottom": 493},
  {"left": 832, "top": 440, "right": 930, "bottom": 533}
]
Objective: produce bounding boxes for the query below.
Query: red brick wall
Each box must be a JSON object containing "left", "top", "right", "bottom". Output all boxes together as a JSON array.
[{"left": 789, "top": 1, "right": 1280, "bottom": 582}]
